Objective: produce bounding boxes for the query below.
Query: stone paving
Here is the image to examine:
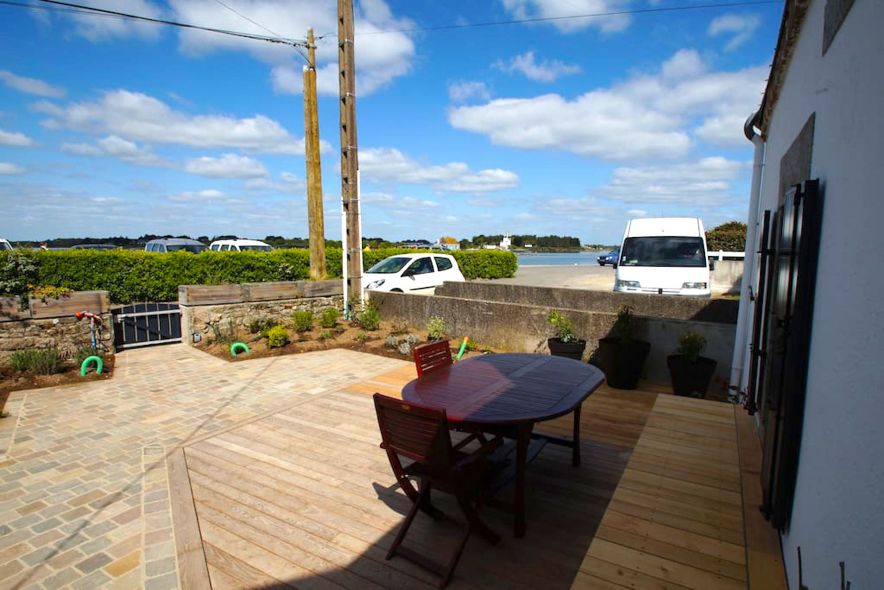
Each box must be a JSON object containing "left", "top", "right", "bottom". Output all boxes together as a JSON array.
[{"left": 0, "top": 344, "right": 405, "bottom": 589}]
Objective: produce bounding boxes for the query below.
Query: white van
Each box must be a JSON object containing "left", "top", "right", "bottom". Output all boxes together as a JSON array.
[
  {"left": 613, "top": 218, "right": 712, "bottom": 297},
  {"left": 0, "top": 238, "right": 12, "bottom": 251},
  {"left": 209, "top": 239, "right": 273, "bottom": 252}
]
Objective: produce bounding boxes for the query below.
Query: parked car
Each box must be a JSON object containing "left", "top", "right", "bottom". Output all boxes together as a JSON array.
[
  {"left": 597, "top": 248, "right": 619, "bottom": 266},
  {"left": 209, "top": 239, "right": 273, "bottom": 252},
  {"left": 0, "top": 238, "right": 12, "bottom": 251},
  {"left": 144, "top": 238, "right": 207, "bottom": 253},
  {"left": 363, "top": 253, "right": 465, "bottom": 294}
]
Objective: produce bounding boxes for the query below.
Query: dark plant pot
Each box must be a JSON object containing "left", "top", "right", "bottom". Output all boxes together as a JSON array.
[
  {"left": 548, "top": 338, "right": 586, "bottom": 361},
  {"left": 596, "top": 337, "right": 650, "bottom": 390},
  {"left": 667, "top": 354, "right": 718, "bottom": 398}
]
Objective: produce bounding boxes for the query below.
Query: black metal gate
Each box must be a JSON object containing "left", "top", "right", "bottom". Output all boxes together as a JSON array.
[{"left": 112, "top": 302, "right": 181, "bottom": 350}]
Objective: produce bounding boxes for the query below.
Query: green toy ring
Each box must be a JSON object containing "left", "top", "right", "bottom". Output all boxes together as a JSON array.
[
  {"left": 80, "top": 356, "right": 103, "bottom": 376},
  {"left": 230, "top": 341, "right": 250, "bottom": 357}
]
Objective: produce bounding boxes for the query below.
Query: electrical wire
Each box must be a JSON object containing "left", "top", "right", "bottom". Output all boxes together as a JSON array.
[
  {"left": 12, "top": 0, "right": 308, "bottom": 47},
  {"left": 210, "top": 0, "right": 309, "bottom": 63}
]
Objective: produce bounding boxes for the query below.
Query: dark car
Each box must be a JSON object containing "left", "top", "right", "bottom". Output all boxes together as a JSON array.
[{"left": 597, "top": 248, "right": 620, "bottom": 266}]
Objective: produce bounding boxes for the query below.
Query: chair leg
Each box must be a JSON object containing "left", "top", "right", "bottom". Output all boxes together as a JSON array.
[
  {"left": 387, "top": 480, "right": 429, "bottom": 560},
  {"left": 440, "top": 524, "right": 472, "bottom": 589},
  {"left": 456, "top": 495, "right": 500, "bottom": 545}
]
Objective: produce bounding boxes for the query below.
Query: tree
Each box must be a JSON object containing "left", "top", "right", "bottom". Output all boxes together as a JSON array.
[{"left": 706, "top": 221, "right": 747, "bottom": 252}]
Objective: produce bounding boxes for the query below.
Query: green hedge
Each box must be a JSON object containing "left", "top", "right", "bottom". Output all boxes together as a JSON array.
[{"left": 0, "top": 248, "right": 516, "bottom": 304}]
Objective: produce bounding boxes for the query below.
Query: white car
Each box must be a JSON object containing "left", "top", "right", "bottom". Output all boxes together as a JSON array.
[
  {"left": 209, "top": 239, "right": 273, "bottom": 252},
  {"left": 363, "top": 253, "right": 465, "bottom": 294},
  {"left": 0, "top": 238, "right": 12, "bottom": 251}
]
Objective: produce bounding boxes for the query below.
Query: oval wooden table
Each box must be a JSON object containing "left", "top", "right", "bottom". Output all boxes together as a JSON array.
[{"left": 401, "top": 353, "right": 605, "bottom": 537}]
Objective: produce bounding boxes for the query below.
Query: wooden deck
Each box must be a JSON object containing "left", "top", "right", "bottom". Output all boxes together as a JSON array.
[{"left": 169, "top": 363, "right": 784, "bottom": 589}]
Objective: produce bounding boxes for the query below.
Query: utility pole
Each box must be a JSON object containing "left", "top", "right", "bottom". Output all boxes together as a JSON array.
[
  {"left": 303, "top": 27, "right": 326, "bottom": 280},
  {"left": 338, "top": 0, "right": 362, "bottom": 304}
]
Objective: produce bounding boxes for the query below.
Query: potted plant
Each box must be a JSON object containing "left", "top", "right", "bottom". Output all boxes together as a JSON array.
[
  {"left": 595, "top": 306, "right": 650, "bottom": 389},
  {"left": 667, "top": 331, "right": 718, "bottom": 397},
  {"left": 547, "top": 311, "right": 586, "bottom": 360}
]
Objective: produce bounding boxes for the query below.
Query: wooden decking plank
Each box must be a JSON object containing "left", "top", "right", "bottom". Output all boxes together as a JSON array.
[
  {"left": 618, "top": 469, "right": 743, "bottom": 508},
  {"left": 204, "top": 542, "right": 290, "bottom": 589},
  {"left": 576, "top": 554, "right": 692, "bottom": 590},
  {"left": 588, "top": 539, "right": 745, "bottom": 590},
  {"left": 607, "top": 500, "right": 744, "bottom": 546},
  {"left": 167, "top": 448, "right": 212, "bottom": 590}
]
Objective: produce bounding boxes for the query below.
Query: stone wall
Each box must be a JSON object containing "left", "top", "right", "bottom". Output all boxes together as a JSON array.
[
  {"left": 372, "top": 286, "right": 735, "bottom": 387},
  {"left": 179, "top": 280, "right": 343, "bottom": 344},
  {"left": 0, "top": 291, "right": 113, "bottom": 363}
]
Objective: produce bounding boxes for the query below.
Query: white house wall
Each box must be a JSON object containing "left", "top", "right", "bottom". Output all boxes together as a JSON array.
[{"left": 751, "top": 0, "right": 884, "bottom": 586}]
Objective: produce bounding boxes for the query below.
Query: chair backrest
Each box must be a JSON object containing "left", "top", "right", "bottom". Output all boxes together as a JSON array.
[
  {"left": 413, "top": 340, "right": 453, "bottom": 378},
  {"left": 373, "top": 394, "right": 452, "bottom": 467}
]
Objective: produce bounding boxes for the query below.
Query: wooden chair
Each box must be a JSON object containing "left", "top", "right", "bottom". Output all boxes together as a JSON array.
[
  {"left": 373, "top": 393, "right": 501, "bottom": 587},
  {"left": 413, "top": 339, "right": 453, "bottom": 378}
]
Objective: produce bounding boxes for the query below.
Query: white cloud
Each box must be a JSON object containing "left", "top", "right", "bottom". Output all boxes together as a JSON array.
[
  {"left": 0, "top": 129, "right": 35, "bottom": 147},
  {"left": 65, "top": 0, "right": 164, "bottom": 41},
  {"left": 168, "top": 189, "right": 230, "bottom": 202},
  {"left": 361, "top": 192, "right": 439, "bottom": 215},
  {"left": 168, "top": 0, "right": 415, "bottom": 96},
  {"left": 627, "top": 208, "right": 647, "bottom": 217},
  {"left": 449, "top": 49, "right": 767, "bottom": 160},
  {"left": 708, "top": 14, "right": 761, "bottom": 51},
  {"left": 493, "top": 51, "right": 581, "bottom": 82},
  {"left": 0, "top": 70, "right": 66, "bottom": 98},
  {"left": 245, "top": 171, "right": 304, "bottom": 192},
  {"left": 36, "top": 90, "right": 307, "bottom": 154},
  {"left": 185, "top": 154, "right": 268, "bottom": 179},
  {"left": 0, "top": 162, "right": 25, "bottom": 175},
  {"left": 62, "top": 135, "right": 167, "bottom": 166},
  {"left": 500, "top": 0, "right": 631, "bottom": 34},
  {"left": 448, "top": 81, "right": 491, "bottom": 103},
  {"left": 695, "top": 113, "right": 751, "bottom": 147},
  {"left": 600, "top": 157, "right": 747, "bottom": 205},
  {"left": 360, "top": 148, "right": 519, "bottom": 193}
]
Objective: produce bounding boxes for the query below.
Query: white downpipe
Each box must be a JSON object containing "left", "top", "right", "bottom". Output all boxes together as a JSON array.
[
  {"left": 341, "top": 205, "right": 349, "bottom": 319},
  {"left": 730, "top": 113, "right": 766, "bottom": 395},
  {"left": 357, "top": 169, "right": 364, "bottom": 306}
]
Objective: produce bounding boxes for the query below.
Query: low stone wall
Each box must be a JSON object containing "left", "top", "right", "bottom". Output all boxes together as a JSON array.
[
  {"left": 179, "top": 280, "right": 343, "bottom": 344},
  {"left": 372, "top": 286, "right": 735, "bottom": 387},
  {"left": 435, "top": 282, "right": 739, "bottom": 324},
  {"left": 0, "top": 291, "right": 113, "bottom": 363}
]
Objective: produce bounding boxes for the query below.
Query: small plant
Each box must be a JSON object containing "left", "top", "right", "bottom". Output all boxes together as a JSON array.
[
  {"left": 292, "top": 310, "right": 314, "bottom": 333},
  {"left": 333, "top": 325, "right": 346, "bottom": 335},
  {"left": 318, "top": 330, "right": 333, "bottom": 341},
  {"left": 10, "top": 348, "right": 64, "bottom": 375},
  {"left": 319, "top": 307, "right": 340, "bottom": 329},
  {"left": 248, "top": 318, "right": 276, "bottom": 335},
  {"left": 384, "top": 335, "right": 399, "bottom": 348},
  {"left": 28, "top": 285, "right": 74, "bottom": 302},
  {"left": 266, "top": 325, "right": 290, "bottom": 348},
  {"left": 389, "top": 321, "right": 409, "bottom": 336},
  {"left": 397, "top": 334, "right": 422, "bottom": 356},
  {"left": 355, "top": 331, "right": 370, "bottom": 343},
  {"left": 677, "top": 331, "right": 707, "bottom": 362},
  {"left": 547, "top": 311, "right": 576, "bottom": 343},
  {"left": 73, "top": 345, "right": 102, "bottom": 367},
  {"left": 612, "top": 305, "right": 645, "bottom": 343},
  {"left": 357, "top": 301, "right": 380, "bottom": 331},
  {"left": 426, "top": 316, "right": 446, "bottom": 341},
  {"left": 210, "top": 319, "right": 238, "bottom": 344}
]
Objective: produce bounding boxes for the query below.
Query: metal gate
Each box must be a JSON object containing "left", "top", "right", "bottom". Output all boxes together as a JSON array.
[{"left": 112, "top": 302, "right": 181, "bottom": 350}]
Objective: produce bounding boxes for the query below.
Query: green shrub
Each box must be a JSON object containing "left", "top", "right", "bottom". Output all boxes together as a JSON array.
[
  {"left": 426, "top": 316, "right": 446, "bottom": 341},
  {"left": 248, "top": 318, "right": 276, "bottom": 335},
  {"left": 266, "top": 325, "right": 289, "bottom": 348},
  {"left": 547, "top": 311, "right": 577, "bottom": 342},
  {"left": 73, "top": 345, "right": 103, "bottom": 367},
  {"left": 319, "top": 307, "right": 340, "bottom": 329},
  {"left": 292, "top": 310, "right": 314, "bottom": 333},
  {"left": 677, "top": 331, "right": 707, "bottom": 362},
  {"left": 210, "top": 320, "right": 238, "bottom": 344},
  {"left": 318, "top": 330, "right": 333, "bottom": 340},
  {"left": 612, "top": 306, "right": 646, "bottom": 343},
  {"left": 357, "top": 303, "right": 380, "bottom": 331},
  {"left": 0, "top": 248, "right": 517, "bottom": 304},
  {"left": 355, "top": 331, "right": 370, "bottom": 343},
  {"left": 10, "top": 348, "right": 64, "bottom": 375}
]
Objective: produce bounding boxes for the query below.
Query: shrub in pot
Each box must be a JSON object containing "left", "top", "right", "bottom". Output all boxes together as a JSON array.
[
  {"left": 667, "top": 331, "right": 717, "bottom": 397},
  {"left": 596, "top": 306, "right": 650, "bottom": 390},
  {"left": 547, "top": 311, "right": 586, "bottom": 360}
]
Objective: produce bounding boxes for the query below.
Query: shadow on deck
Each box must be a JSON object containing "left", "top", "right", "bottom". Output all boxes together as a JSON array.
[{"left": 169, "top": 363, "right": 781, "bottom": 590}]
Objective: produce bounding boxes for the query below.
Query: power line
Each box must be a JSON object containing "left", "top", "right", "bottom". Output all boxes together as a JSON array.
[
  {"left": 322, "top": 0, "right": 783, "bottom": 37},
  {"left": 210, "top": 0, "right": 309, "bottom": 63},
  {"left": 9, "top": 0, "right": 308, "bottom": 47}
]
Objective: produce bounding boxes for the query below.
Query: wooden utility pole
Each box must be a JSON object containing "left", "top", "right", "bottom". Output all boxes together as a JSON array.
[
  {"left": 338, "top": 0, "right": 362, "bottom": 301},
  {"left": 303, "top": 27, "right": 326, "bottom": 280}
]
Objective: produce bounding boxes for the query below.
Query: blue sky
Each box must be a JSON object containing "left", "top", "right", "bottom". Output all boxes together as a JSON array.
[{"left": 0, "top": 0, "right": 782, "bottom": 244}]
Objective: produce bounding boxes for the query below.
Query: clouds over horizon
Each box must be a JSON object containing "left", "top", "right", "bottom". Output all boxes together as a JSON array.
[
  {"left": 360, "top": 148, "right": 519, "bottom": 193},
  {"left": 449, "top": 49, "right": 767, "bottom": 158},
  {"left": 501, "top": 0, "right": 631, "bottom": 33}
]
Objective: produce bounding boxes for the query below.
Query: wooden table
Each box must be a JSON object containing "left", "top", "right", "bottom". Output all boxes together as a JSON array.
[{"left": 401, "top": 353, "right": 605, "bottom": 537}]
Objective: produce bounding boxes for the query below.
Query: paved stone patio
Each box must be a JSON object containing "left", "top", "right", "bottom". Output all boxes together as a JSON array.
[{"left": 0, "top": 345, "right": 405, "bottom": 589}]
